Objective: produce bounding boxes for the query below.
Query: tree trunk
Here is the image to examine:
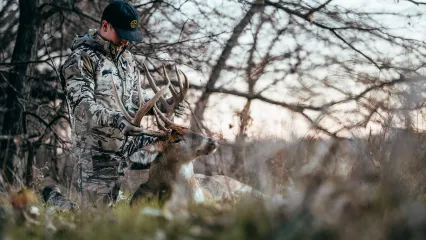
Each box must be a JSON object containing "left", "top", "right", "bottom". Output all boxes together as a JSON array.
[
  {"left": 1, "top": 0, "right": 41, "bottom": 184},
  {"left": 232, "top": 100, "right": 252, "bottom": 179},
  {"left": 190, "top": 3, "right": 263, "bottom": 132}
]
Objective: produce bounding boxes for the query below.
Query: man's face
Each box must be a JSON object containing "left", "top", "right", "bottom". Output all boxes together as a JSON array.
[{"left": 100, "top": 20, "right": 129, "bottom": 50}]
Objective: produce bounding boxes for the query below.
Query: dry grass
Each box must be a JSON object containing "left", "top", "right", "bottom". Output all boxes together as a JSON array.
[{"left": 2, "top": 128, "right": 426, "bottom": 239}]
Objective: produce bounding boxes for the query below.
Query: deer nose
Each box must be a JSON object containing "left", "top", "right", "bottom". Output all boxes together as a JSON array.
[
  {"left": 209, "top": 138, "right": 218, "bottom": 147},
  {"left": 206, "top": 138, "right": 218, "bottom": 153}
]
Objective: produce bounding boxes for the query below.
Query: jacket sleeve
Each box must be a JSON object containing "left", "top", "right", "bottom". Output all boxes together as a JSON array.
[{"left": 62, "top": 50, "right": 120, "bottom": 128}]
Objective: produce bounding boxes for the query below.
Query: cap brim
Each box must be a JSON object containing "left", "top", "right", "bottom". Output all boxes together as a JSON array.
[{"left": 114, "top": 27, "right": 143, "bottom": 42}]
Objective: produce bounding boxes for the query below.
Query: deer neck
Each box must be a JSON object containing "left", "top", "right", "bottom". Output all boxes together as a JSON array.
[
  {"left": 177, "top": 162, "right": 206, "bottom": 203},
  {"left": 147, "top": 153, "right": 206, "bottom": 203}
]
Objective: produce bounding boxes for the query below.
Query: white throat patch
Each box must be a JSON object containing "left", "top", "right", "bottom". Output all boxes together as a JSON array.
[{"left": 179, "top": 163, "right": 194, "bottom": 180}]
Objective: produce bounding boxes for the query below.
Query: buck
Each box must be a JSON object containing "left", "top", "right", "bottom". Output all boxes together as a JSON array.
[{"left": 112, "top": 64, "right": 262, "bottom": 206}]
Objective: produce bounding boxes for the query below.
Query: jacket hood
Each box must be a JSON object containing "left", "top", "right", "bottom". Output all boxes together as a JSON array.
[{"left": 71, "top": 29, "right": 125, "bottom": 60}]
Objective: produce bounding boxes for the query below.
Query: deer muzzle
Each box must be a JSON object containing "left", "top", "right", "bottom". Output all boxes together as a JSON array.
[{"left": 203, "top": 138, "right": 218, "bottom": 155}]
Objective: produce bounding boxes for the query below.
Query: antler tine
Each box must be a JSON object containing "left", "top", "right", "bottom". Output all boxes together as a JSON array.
[
  {"left": 178, "top": 68, "right": 189, "bottom": 101},
  {"left": 158, "top": 66, "right": 191, "bottom": 119},
  {"left": 170, "top": 66, "right": 183, "bottom": 102},
  {"left": 168, "top": 68, "right": 179, "bottom": 102},
  {"left": 168, "top": 66, "right": 189, "bottom": 103},
  {"left": 161, "top": 65, "right": 179, "bottom": 118},
  {"left": 166, "top": 66, "right": 179, "bottom": 102},
  {"left": 175, "top": 66, "right": 184, "bottom": 90},
  {"left": 111, "top": 79, "right": 133, "bottom": 123},
  {"left": 153, "top": 105, "right": 180, "bottom": 129},
  {"left": 153, "top": 107, "right": 169, "bottom": 131},
  {"left": 133, "top": 67, "right": 171, "bottom": 125},
  {"left": 144, "top": 63, "right": 169, "bottom": 110}
]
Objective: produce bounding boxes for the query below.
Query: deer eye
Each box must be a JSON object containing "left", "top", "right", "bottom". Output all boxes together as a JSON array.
[{"left": 171, "top": 137, "right": 184, "bottom": 143}]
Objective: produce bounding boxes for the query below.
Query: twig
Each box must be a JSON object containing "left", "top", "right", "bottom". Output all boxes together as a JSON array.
[
  {"left": 43, "top": 40, "right": 72, "bottom": 128},
  {"left": 0, "top": 133, "right": 40, "bottom": 141},
  {"left": 185, "top": 100, "right": 211, "bottom": 136}
]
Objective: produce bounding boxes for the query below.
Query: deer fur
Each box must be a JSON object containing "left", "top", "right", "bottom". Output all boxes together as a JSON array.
[{"left": 130, "top": 128, "right": 263, "bottom": 206}]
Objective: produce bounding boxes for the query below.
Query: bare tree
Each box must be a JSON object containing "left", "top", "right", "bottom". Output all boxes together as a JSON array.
[
  {"left": 190, "top": 2, "right": 265, "bottom": 132},
  {"left": 1, "top": 0, "right": 44, "bottom": 183},
  {"left": 190, "top": 0, "right": 426, "bottom": 138}
]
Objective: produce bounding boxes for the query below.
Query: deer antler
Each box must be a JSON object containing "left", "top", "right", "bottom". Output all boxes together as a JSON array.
[
  {"left": 145, "top": 64, "right": 189, "bottom": 129},
  {"left": 112, "top": 63, "right": 189, "bottom": 134},
  {"left": 111, "top": 64, "right": 171, "bottom": 126},
  {"left": 111, "top": 64, "right": 174, "bottom": 137},
  {"left": 146, "top": 64, "right": 189, "bottom": 119}
]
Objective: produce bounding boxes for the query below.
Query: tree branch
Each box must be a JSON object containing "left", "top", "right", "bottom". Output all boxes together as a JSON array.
[
  {"left": 305, "top": 0, "right": 333, "bottom": 18},
  {"left": 263, "top": 0, "right": 381, "bottom": 68},
  {"left": 405, "top": 0, "right": 426, "bottom": 5}
]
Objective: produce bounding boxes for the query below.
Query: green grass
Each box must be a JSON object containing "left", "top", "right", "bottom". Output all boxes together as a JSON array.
[
  {"left": 2, "top": 195, "right": 393, "bottom": 240},
  {"left": 2, "top": 197, "right": 280, "bottom": 240}
]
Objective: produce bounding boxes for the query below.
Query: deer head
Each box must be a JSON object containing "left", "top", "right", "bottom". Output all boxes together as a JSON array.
[
  {"left": 112, "top": 63, "right": 218, "bottom": 165},
  {"left": 142, "top": 128, "right": 218, "bottom": 164}
]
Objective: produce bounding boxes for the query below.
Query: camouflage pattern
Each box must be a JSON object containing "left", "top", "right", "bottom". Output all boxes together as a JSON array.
[
  {"left": 61, "top": 29, "right": 158, "bottom": 207},
  {"left": 43, "top": 185, "right": 79, "bottom": 212},
  {"left": 61, "top": 29, "right": 145, "bottom": 152},
  {"left": 71, "top": 135, "right": 157, "bottom": 207}
]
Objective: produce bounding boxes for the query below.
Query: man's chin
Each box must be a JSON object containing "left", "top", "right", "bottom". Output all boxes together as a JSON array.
[{"left": 110, "top": 42, "right": 127, "bottom": 51}]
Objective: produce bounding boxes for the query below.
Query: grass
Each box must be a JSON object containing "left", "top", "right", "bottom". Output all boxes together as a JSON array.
[
  {"left": 2, "top": 184, "right": 421, "bottom": 240},
  {"left": 4, "top": 129, "right": 426, "bottom": 239},
  {"left": 2, "top": 197, "right": 278, "bottom": 240}
]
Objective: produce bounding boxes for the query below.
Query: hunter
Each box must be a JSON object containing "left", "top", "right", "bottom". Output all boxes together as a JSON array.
[{"left": 50, "top": 0, "right": 186, "bottom": 208}]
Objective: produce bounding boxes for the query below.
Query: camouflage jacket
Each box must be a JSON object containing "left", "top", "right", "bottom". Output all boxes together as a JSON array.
[{"left": 61, "top": 29, "right": 143, "bottom": 153}]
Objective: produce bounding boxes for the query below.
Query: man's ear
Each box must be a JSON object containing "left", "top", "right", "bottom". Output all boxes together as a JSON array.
[
  {"left": 143, "top": 142, "right": 165, "bottom": 153},
  {"left": 101, "top": 20, "right": 109, "bottom": 32}
]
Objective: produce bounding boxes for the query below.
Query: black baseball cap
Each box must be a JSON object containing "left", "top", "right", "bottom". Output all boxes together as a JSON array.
[{"left": 101, "top": 0, "right": 142, "bottom": 42}]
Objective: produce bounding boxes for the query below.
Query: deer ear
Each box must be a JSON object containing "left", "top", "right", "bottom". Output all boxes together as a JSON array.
[{"left": 143, "top": 142, "right": 165, "bottom": 153}]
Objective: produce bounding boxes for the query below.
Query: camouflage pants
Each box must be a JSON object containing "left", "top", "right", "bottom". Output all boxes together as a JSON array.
[{"left": 71, "top": 135, "right": 157, "bottom": 208}]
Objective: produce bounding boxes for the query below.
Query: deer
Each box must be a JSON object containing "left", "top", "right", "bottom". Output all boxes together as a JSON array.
[{"left": 111, "top": 63, "right": 263, "bottom": 208}]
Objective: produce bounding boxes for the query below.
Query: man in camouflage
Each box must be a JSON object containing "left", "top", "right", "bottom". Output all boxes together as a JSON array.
[{"left": 51, "top": 1, "right": 186, "bottom": 208}]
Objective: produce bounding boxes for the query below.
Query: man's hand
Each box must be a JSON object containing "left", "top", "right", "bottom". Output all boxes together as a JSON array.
[
  {"left": 114, "top": 114, "right": 149, "bottom": 136},
  {"left": 173, "top": 101, "right": 188, "bottom": 118}
]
